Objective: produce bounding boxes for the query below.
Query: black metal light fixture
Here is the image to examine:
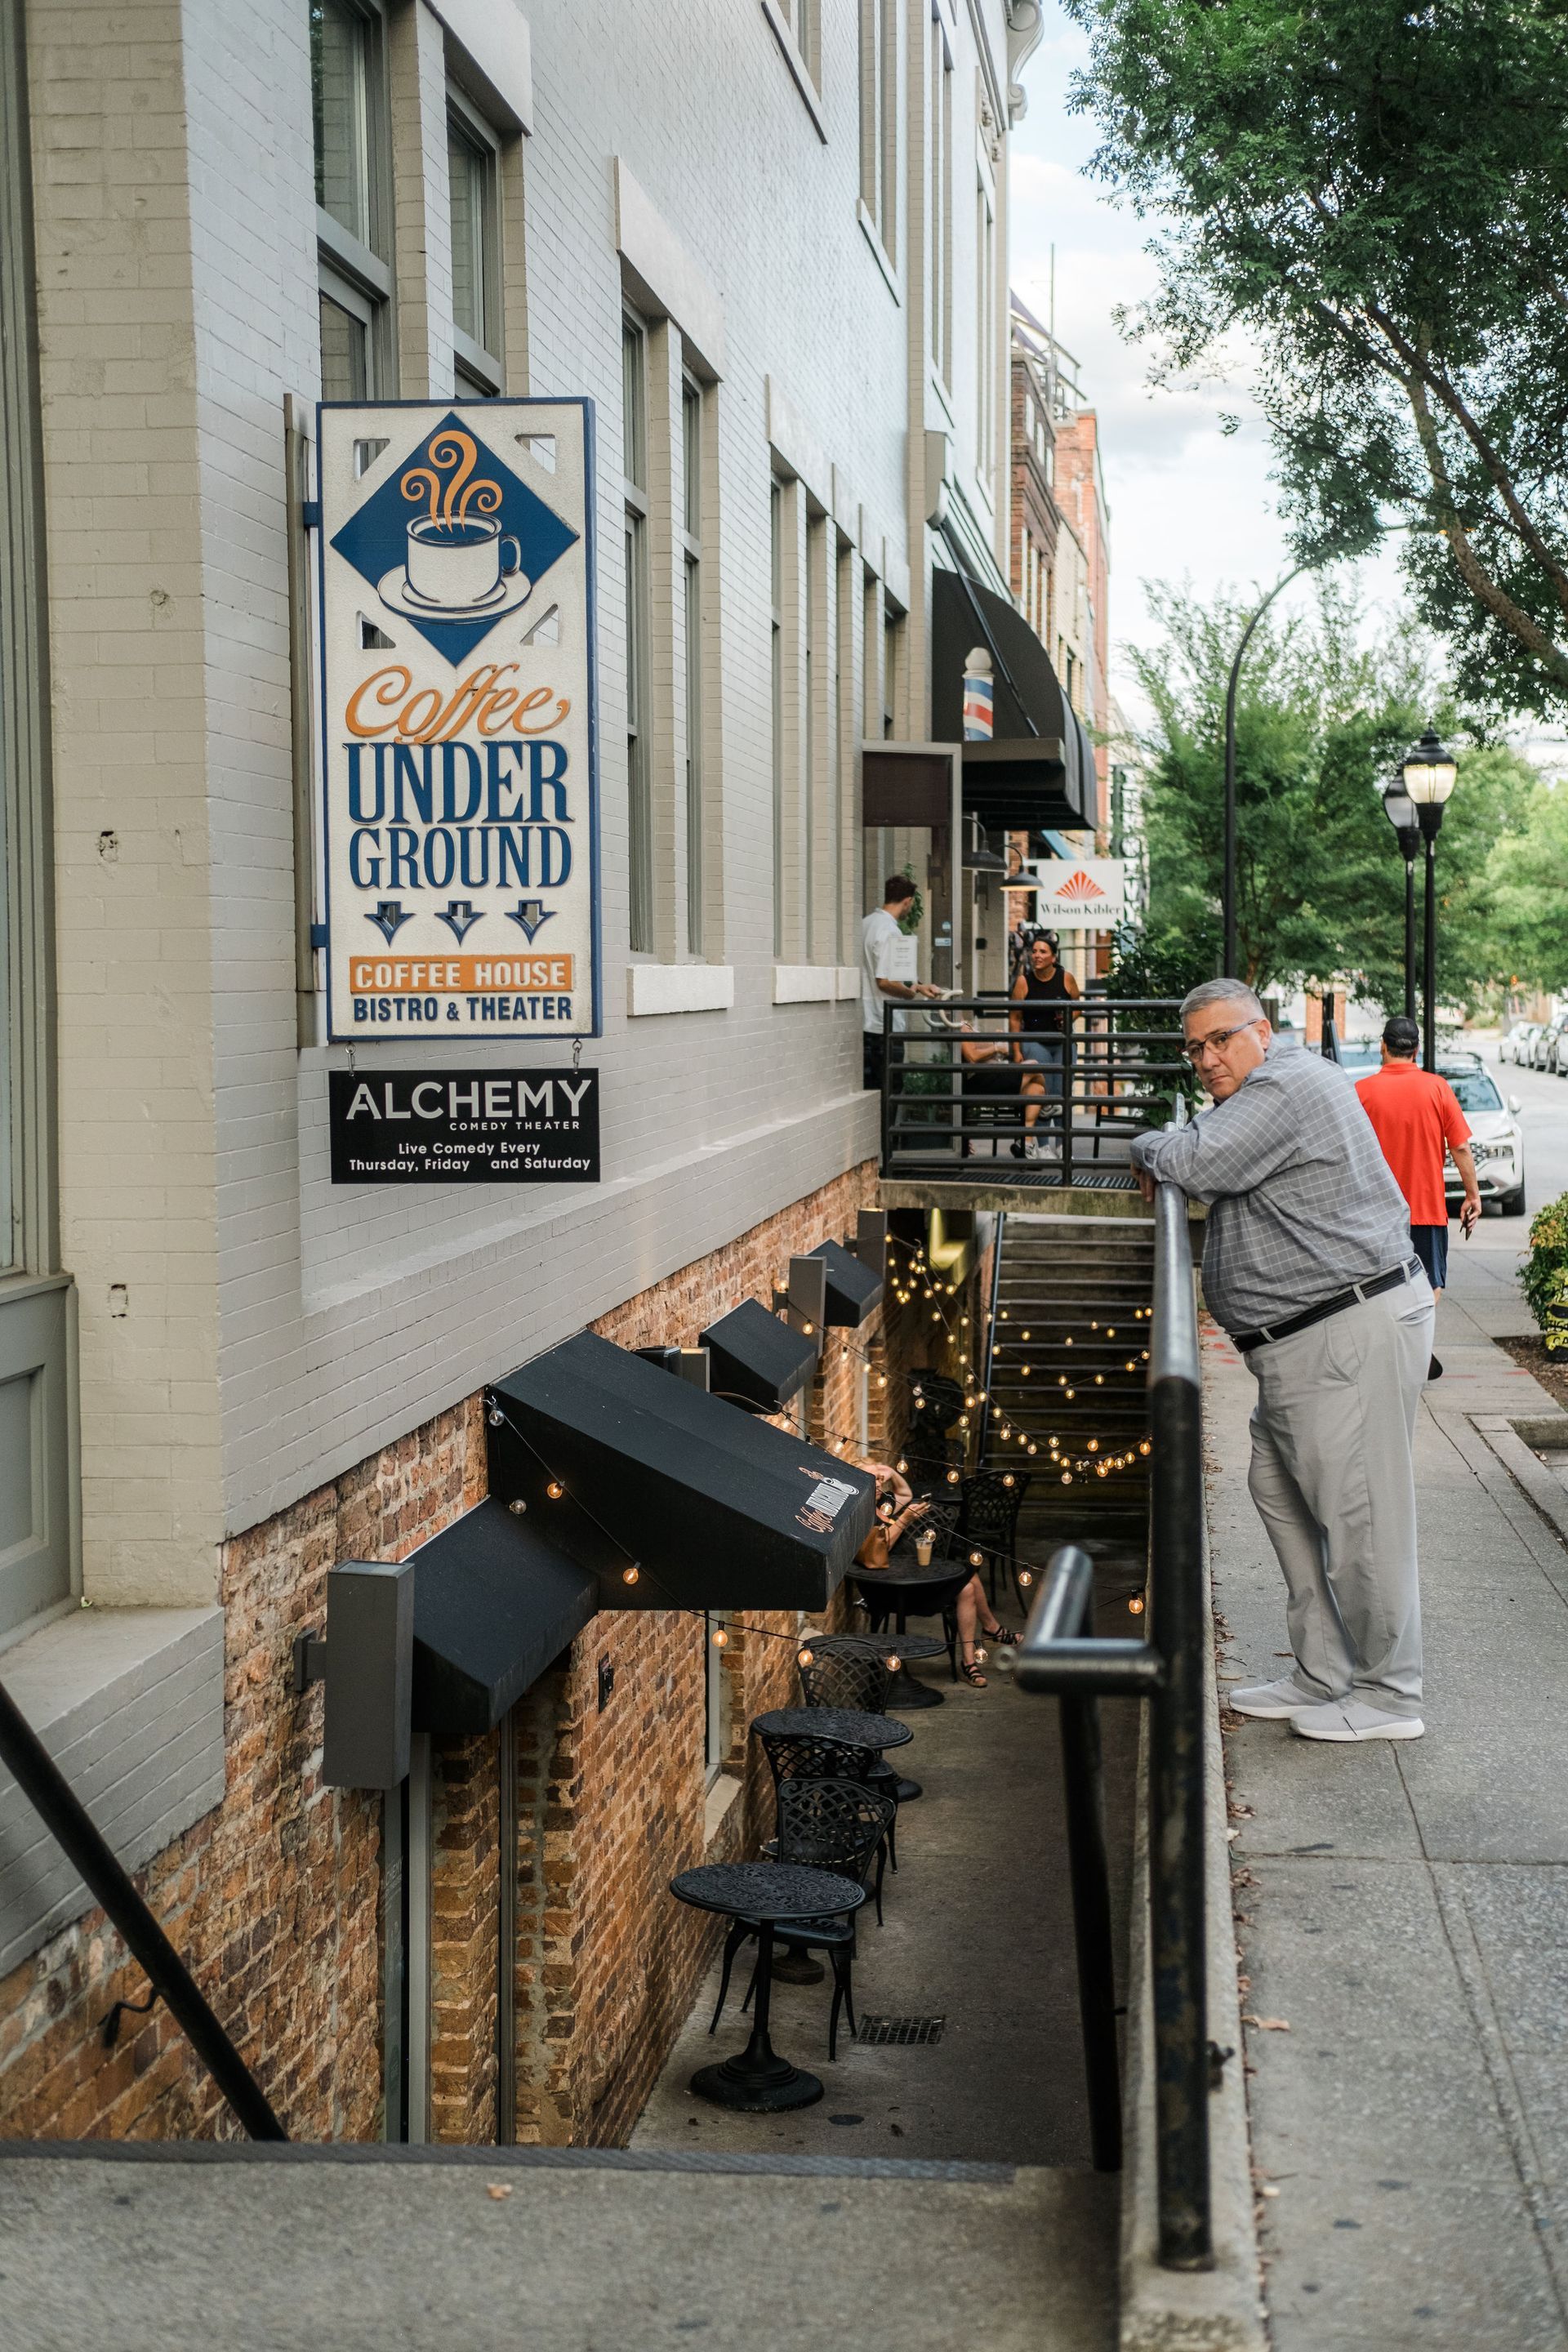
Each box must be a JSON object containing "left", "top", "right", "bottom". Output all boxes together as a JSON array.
[
  {"left": 1398, "top": 728, "right": 1459, "bottom": 1067},
  {"left": 1379, "top": 777, "right": 1419, "bottom": 1020}
]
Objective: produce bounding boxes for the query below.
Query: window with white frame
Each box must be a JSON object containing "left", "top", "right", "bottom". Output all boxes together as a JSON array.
[
  {"left": 681, "top": 376, "right": 705, "bottom": 956},
  {"left": 929, "top": 16, "right": 953, "bottom": 385},
  {"left": 311, "top": 0, "right": 394, "bottom": 399},
  {"left": 779, "top": 0, "right": 822, "bottom": 86},
  {"left": 771, "top": 477, "right": 786, "bottom": 956},
  {"left": 622, "top": 314, "right": 653, "bottom": 951},
  {"left": 804, "top": 509, "right": 824, "bottom": 955},
  {"left": 976, "top": 168, "right": 996, "bottom": 488},
  {"left": 704, "top": 1614, "right": 727, "bottom": 1781},
  {"left": 447, "top": 90, "right": 502, "bottom": 394},
  {"left": 859, "top": 0, "right": 898, "bottom": 255}
]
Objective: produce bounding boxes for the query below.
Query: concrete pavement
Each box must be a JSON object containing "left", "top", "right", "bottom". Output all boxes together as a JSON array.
[{"left": 1211, "top": 1081, "right": 1568, "bottom": 2349}]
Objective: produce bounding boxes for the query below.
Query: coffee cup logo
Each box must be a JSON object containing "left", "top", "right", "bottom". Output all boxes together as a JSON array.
[{"left": 385, "top": 431, "right": 528, "bottom": 617}]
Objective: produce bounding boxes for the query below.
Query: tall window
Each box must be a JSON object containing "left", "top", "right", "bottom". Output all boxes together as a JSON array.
[
  {"left": 448, "top": 93, "right": 501, "bottom": 394},
  {"left": 622, "top": 315, "right": 653, "bottom": 951},
  {"left": 928, "top": 23, "right": 952, "bottom": 384},
  {"left": 311, "top": 0, "right": 393, "bottom": 399},
  {"left": 976, "top": 171, "right": 996, "bottom": 484},
  {"left": 804, "top": 512, "right": 824, "bottom": 956},
  {"left": 681, "top": 378, "right": 705, "bottom": 956},
  {"left": 834, "top": 539, "right": 852, "bottom": 960},
  {"left": 859, "top": 0, "right": 898, "bottom": 254},
  {"left": 704, "top": 1615, "right": 727, "bottom": 1782},
  {"left": 778, "top": 0, "right": 822, "bottom": 84},
  {"left": 771, "top": 479, "right": 785, "bottom": 956},
  {"left": 884, "top": 605, "right": 905, "bottom": 738}
]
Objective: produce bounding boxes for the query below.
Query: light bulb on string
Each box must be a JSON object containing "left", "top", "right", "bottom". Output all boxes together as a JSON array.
[
  {"left": 970, "top": 1550, "right": 984, "bottom": 1568},
  {"left": 508, "top": 1498, "right": 527, "bottom": 1517},
  {"left": 710, "top": 1625, "right": 728, "bottom": 1648},
  {"left": 1018, "top": 1569, "right": 1035, "bottom": 1590},
  {"left": 798, "top": 1646, "right": 815, "bottom": 1668},
  {"left": 488, "top": 1404, "right": 504, "bottom": 1428},
  {"left": 546, "top": 1479, "right": 565, "bottom": 1500},
  {"left": 1129, "top": 1596, "right": 1145, "bottom": 1616},
  {"left": 1087, "top": 1440, "right": 1098, "bottom": 1453},
  {"left": 1139, "top": 1441, "right": 1152, "bottom": 1456},
  {"left": 885, "top": 1654, "right": 901, "bottom": 1673},
  {"left": 1002, "top": 1473, "right": 1015, "bottom": 1488},
  {"left": 622, "top": 1566, "right": 640, "bottom": 1587},
  {"left": 946, "top": 1468, "right": 960, "bottom": 1485}
]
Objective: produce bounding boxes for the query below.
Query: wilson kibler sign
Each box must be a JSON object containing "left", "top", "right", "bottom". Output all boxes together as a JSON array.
[
  {"left": 328, "top": 1068, "right": 600, "bottom": 1184},
  {"left": 317, "top": 399, "right": 599, "bottom": 1041}
]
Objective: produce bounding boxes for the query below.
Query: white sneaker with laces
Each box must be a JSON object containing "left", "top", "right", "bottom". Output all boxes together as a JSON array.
[
  {"left": 1290, "top": 1699, "right": 1424, "bottom": 1742},
  {"left": 1024, "top": 1135, "right": 1043, "bottom": 1160},
  {"left": 1228, "top": 1674, "right": 1326, "bottom": 1718}
]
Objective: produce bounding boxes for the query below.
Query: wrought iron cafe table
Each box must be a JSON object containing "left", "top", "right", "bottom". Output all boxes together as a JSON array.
[
  {"left": 751, "top": 1705, "right": 915, "bottom": 1756},
  {"left": 670, "top": 1862, "right": 866, "bottom": 2112},
  {"left": 846, "top": 1567, "right": 969, "bottom": 1708},
  {"left": 822, "top": 1626, "right": 950, "bottom": 1714}
]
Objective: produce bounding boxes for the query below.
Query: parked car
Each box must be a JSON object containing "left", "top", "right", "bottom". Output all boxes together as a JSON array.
[
  {"left": 1533, "top": 1019, "right": 1566, "bottom": 1071},
  {"left": 1336, "top": 1037, "right": 1381, "bottom": 1075},
  {"left": 1501, "top": 1021, "right": 1540, "bottom": 1065},
  {"left": 1441, "top": 1061, "right": 1526, "bottom": 1216}
]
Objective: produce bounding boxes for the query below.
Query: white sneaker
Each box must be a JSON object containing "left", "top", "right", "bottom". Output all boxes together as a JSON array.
[
  {"left": 1024, "top": 1135, "right": 1043, "bottom": 1160},
  {"left": 1290, "top": 1699, "right": 1424, "bottom": 1742},
  {"left": 1228, "top": 1675, "right": 1325, "bottom": 1718}
]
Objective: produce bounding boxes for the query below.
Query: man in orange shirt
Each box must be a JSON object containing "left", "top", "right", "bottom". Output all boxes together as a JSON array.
[{"left": 1356, "top": 1016, "right": 1481, "bottom": 1380}]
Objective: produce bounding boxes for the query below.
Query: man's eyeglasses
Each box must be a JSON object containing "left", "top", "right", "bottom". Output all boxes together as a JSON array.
[{"left": 1181, "top": 1018, "right": 1263, "bottom": 1065}]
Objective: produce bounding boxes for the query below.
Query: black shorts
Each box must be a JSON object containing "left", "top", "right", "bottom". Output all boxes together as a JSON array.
[
  {"left": 964, "top": 1065, "right": 1026, "bottom": 1098},
  {"left": 1410, "top": 1223, "right": 1449, "bottom": 1289}
]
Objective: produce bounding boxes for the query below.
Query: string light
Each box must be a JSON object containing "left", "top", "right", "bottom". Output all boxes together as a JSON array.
[
  {"left": 710, "top": 1625, "right": 728, "bottom": 1647},
  {"left": 488, "top": 1404, "right": 504, "bottom": 1427},
  {"left": 1018, "top": 1569, "right": 1035, "bottom": 1588},
  {"left": 508, "top": 1498, "right": 527, "bottom": 1516},
  {"left": 797, "top": 1646, "right": 815, "bottom": 1668},
  {"left": 546, "top": 1479, "right": 564, "bottom": 1500},
  {"left": 1129, "top": 1595, "right": 1145, "bottom": 1615},
  {"left": 622, "top": 1566, "right": 639, "bottom": 1586}
]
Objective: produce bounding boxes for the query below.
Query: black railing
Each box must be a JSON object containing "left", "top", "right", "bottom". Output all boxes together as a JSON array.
[
  {"left": 0, "top": 1677, "right": 287, "bottom": 2141},
  {"left": 879, "top": 995, "right": 1187, "bottom": 1187},
  {"left": 1012, "top": 1169, "right": 1212, "bottom": 2269}
]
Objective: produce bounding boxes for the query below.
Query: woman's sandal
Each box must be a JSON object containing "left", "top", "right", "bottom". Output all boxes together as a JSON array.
[
  {"left": 985, "top": 1624, "right": 1018, "bottom": 1647},
  {"left": 961, "top": 1650, "right": 988, "bottom": 1687}
]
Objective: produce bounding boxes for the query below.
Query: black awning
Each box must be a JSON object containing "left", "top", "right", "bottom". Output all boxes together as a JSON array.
[
  {"left": 488, "top": 1330, "right": 877, "bottom": 1612},
  {"left": 929, "top": 569, "right": 1098, "bottom": 833},
  {"left": 806, "top": 1237, "right": 882, "bottom": 1327},
  {"left": 409, "top": 1499, "right": 598, "bottom": 1736},
  {"left": 699, "top": 1298, "right": 818, "bottom": 1411}
]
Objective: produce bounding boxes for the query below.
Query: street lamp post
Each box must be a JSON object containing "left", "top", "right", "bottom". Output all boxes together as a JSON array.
[
  {"left": 1223, "top": 562, "right": 1315, "bottom": 977},
  {"left": 1400, "top": 729, "right": 1459, "bottom": 1068},
  {"left": 1379, "top": 779, "right": 1420, "bottom": 1019}
]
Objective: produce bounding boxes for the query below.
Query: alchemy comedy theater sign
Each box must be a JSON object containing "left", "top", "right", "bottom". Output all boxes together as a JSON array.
[{"left": 317, "top": 399, "right": 599, "bottom": 1041}]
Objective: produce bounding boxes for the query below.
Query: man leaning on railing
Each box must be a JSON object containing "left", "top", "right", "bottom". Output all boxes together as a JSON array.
[{"left": 1129, "top": 980, "right": 1433, "bottom": 1745}]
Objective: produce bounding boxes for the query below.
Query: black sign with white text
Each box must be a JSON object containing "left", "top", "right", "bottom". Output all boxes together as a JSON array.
[{"left": 329, "top": 1067, "right": 600, "bottom": 1184}]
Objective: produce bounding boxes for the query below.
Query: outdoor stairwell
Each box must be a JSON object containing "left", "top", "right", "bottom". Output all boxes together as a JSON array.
[{"left": 982, "top": 1214, "right": 1154, "bottom": 1564}]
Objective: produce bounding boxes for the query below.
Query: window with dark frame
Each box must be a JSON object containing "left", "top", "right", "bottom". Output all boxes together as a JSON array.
[
  {"left": 623, "top": 314, "right": 653, "bottom": 952},
  {"left": 311, "top": 0, "right": 394, "bottom": 401},
  {"left": 447, "top": 90, "right": 502, "bottom": 395}
]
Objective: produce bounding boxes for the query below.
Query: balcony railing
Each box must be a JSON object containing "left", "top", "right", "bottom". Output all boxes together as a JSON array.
[{"left": 879, "top": 995, "right": 1187, "bottom": 1188}]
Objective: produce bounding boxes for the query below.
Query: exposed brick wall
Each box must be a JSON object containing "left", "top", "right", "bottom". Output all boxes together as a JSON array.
[
  {"left": 0, "top": 1169, "right": 889, "bottom": 2149},
  {"left": 0, "top": 1396, "right": 485, "bottom": 2142}
]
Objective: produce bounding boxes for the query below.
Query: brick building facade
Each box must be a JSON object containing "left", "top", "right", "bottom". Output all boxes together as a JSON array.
[{"left": 0, "top": 0, "right": 1022, "bottom": 2149}]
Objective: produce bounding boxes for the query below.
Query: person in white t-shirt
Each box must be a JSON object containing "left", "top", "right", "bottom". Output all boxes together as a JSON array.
[{"left": 862, "top": 875, "right": 943, "bottom": 1089}]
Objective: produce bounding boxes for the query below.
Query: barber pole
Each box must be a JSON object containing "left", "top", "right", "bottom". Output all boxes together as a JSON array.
[{"left": 962, "top": 646, "right": 994, "bottom": 740}]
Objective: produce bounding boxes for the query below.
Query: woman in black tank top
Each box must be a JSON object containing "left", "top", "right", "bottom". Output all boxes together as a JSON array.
[{"left": 1009, "top": 933, "right": 1080, "bottom": 1126}]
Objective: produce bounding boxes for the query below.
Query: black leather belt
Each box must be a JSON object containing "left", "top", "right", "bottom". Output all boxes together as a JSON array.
[{"left": 1231, "top": 1258, "right": 1423, "bottom": 1355}]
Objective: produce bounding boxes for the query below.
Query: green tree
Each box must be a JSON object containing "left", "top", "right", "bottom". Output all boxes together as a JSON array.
[
  {"left": 1065, "top": 0, "right": 1568, "bottom": 715},
  {"left": 1128, "top": 582, "right": 1535, "bottom": 1007},
  {"left": 1486, "top": 781, "right": 1568, "bottom": 994}
]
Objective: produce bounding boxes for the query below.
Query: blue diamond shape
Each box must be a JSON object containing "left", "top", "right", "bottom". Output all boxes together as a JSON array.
[{"left": 331, "top": 412, "right": 579, "bottom": 665}]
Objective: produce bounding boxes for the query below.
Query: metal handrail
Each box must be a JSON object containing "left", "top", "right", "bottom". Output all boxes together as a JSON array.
[
  {"left": 880, "top": 993, "right": 1187, "bottom": 1185},
  {"left": 1011, "top": 1169, "right": 1212, "bottom": 2267},
  {"left": 0, "top": 1677, "right": 287, "bottom": 2141}
]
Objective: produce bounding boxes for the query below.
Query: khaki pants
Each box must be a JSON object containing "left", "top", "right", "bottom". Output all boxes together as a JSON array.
[{"left": 1245, "top": 1275, "right": 1433, "bottom": 1715}]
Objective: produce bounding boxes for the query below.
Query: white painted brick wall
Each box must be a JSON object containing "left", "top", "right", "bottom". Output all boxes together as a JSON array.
[{"left": 31, "top": 0, "right": 1013, "bottom": 1564}]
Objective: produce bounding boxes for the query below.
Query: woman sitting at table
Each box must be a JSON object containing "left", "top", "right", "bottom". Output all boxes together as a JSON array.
[
  {"left": 855, "top": 1459, "right": 1015, "bottom": 1688},
  {"left": 956, "top": 1013, "right": 1049, "bottom": 1161}
]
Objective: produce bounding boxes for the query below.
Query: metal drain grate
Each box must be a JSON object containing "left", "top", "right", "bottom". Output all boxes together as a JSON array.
[{"left": 856, "top": 2015, "right": 946, "bottom": 2047}]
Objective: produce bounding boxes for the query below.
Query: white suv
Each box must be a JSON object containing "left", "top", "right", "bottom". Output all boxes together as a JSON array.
[{"left": 1441, "top": 1061, "right": 1526, "bottom": 1216}]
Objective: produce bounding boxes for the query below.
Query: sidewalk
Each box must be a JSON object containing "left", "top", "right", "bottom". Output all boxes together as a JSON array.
[{"left": 1209, "top": 1242, "right": 1568, "bottom": 2349}]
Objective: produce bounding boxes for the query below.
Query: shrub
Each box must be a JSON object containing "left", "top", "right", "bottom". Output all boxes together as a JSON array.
[{"left": 1520, "top": 1190, "right": 1568, "bottom": 1330}]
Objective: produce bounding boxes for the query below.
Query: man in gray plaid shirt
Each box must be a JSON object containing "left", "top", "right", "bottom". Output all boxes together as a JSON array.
[{"left": 1131, "top": 980, "right": 1434, "bottom": 1742}]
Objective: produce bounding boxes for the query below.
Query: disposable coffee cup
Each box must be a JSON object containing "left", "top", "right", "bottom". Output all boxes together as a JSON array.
[{"left": 915, "top": 1534, "right": 934, "bottom": 1567}]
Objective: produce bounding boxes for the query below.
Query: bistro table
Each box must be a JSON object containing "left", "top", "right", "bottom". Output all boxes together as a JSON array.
[
  {"left": 671, "top": 1861, "right": 866, "bottom": 2111},
  {"left": 847, "top": 1568, "right": 973, "bottom": 1708},
  {"left": 751, "top": 1705, "right": 915, "bottom": 1757}
]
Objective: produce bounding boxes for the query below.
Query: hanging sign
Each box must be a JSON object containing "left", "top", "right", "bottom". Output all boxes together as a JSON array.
[
  {"left": 1024, "top": 858, "right": 1128, "bottom": 924},
  {"left": 327, "top": 1067, "right": 601, "bottom": 1184},
  {"left": 316, "top": 399, "right": 599, "bottom": 1041}
]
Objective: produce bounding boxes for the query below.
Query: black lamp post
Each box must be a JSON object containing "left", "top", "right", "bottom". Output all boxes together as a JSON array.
[
  {"left": 1399, "top": 728, "right": 1459, "bottom": 1068},
  {"left": 1379, "top": 779, "right": 1419, "bottom": 1019}
]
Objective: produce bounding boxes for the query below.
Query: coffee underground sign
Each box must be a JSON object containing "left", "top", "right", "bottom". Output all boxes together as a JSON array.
[{"left": 317, "top": 399, "right": 599, "bottom": 1042}]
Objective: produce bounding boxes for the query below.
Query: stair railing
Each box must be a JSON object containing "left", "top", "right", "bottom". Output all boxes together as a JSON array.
[{"left": 0, "top": 1678, "right": 287, "bottom": 2141}]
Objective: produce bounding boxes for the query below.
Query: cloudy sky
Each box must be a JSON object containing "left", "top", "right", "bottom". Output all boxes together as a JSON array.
[{"left": 1009, "top": 4, "right": 1406, "bottom": 720}]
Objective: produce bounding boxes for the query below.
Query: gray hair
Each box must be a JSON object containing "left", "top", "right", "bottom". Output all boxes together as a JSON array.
[{"left": 1179, "top": 978, "right": 1266, "bottom": 1024}]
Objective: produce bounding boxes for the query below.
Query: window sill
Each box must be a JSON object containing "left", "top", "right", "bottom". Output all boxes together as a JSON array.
[
  {"left": 0, "top": 1605, "right": 225, "bottom": 1976},
  {"left": 760, "top": 0, "right": 827, "bottom": 142},
  {"left": 704, "top": 1771, "right": 745, "bottom": 1851},
  {"left": 857, "top": 202, "right": 901, "bottom": 301},
  {"left": 627, "top": 964, "right": 736, "bottom": 1017},
  {"left": 773, "top": 965, "right": 860, "bottom": 1004}
]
